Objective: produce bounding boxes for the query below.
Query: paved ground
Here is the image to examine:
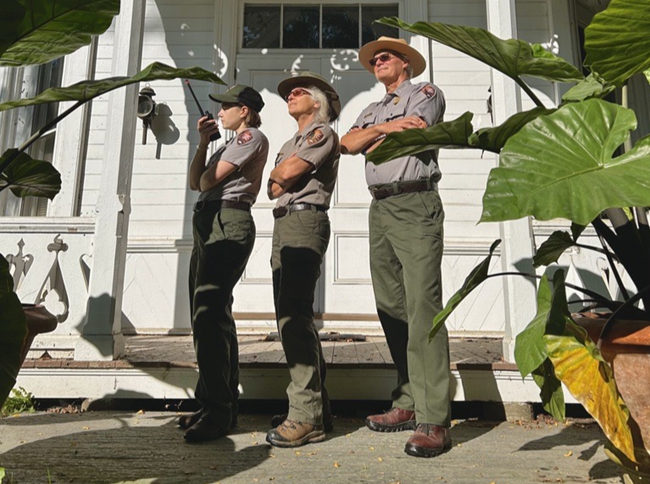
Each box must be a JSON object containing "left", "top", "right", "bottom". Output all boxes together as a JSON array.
[{"left": 0, "top": 410, "right": 625, "bottom": 484}]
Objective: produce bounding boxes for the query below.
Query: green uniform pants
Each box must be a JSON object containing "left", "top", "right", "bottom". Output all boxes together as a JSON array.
[
  {"left": 189, "top": 207, "right": 255, "bottom": 429},
  {"left": 369, "top": 190, "right": 451, "bottom": 427},
  {"left": 271, "top": 208, "right": 331, "bottom": 425}
]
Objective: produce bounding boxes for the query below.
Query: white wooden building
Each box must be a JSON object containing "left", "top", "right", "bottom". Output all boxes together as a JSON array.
[{"left": 2, "top": 0, "right": 646, "bottom": 401}]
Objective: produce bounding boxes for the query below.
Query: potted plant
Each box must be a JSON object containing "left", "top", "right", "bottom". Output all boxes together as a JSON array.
[
  {"left": 367, "top": 0, "right": 650, "bottom": 477},
  {"left": 0, "top": 0, "right": 225, "bottom": 409}
]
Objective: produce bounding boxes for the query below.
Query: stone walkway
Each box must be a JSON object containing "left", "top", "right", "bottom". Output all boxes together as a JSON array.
[{"left": 0, "top": 410, "right": 624, "bottom": 484}]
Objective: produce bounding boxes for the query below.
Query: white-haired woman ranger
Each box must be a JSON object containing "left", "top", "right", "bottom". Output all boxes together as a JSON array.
[
  {"left": 266, "top": 72, "right": 341, "bottom": 447},
  {"left": 182, "top": 85, "right": 269, "bottom": 443}
]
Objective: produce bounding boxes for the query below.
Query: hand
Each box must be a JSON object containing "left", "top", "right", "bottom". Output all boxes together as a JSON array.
[
  {"left": 378, "top": 116, "right": 427, "bottom": 134},
  {"left": 197, "top": 115, "right": 219, "bottom": 147}
]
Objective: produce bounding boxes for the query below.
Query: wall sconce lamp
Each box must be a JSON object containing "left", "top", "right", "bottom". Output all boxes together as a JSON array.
[{"left": 137, "top": 84, "right": 158, "bottom": 144}]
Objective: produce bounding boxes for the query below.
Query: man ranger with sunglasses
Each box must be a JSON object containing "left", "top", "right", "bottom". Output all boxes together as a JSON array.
[{"left": 340, "top": 37, "right": 451, "bottom": 458}]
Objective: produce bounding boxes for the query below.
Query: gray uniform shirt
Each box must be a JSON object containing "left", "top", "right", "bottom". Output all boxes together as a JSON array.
[
  {"left": 274, "top": 121, "right": 340, "bottom": 209},
  {"left": 199, "top": 127, "right": 269, "bottom": 204},
  {"left": 350, "top": 80, "right": 446, "bottom": 186}
]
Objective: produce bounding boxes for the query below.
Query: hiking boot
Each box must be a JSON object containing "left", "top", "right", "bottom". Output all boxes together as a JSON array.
[
  {"left": 179, "top": 410, "right": 237, "bottom": 430},
  {"left": 404, "top": 424, "right": 452, "bottom": 458},
  {"left": 266, "top": 419, "right": 326, "bottom": 448},
  {"left": 365, "top": 407, "right": 416, "bottom": 432},
  {"left": 183, "top": 417, "right": 228, "bottom": 443},
  {"left": 178, "top": 410, "right": 202, "bottom": 430},
  {"left": 271, "top": 413, "right": 334, "bottom": 433}
]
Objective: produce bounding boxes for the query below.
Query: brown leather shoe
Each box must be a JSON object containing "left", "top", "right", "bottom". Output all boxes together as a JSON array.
[
  {"left": 404, "top": 424, "right": 452, "bottom": 458},
  {"left": 271, "top": 413, "right": 334, "bottom": 433},
  {"left": 266, "top": 419, "right": 326, "bottom": 448},
  {"left": 365, "top": 408, "right": 416, "bottom": 432}
]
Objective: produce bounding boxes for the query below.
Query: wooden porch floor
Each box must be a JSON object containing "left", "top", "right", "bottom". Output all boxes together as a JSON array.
[{"left": 22, "top": 334, "right": 516, "bottom": 371}]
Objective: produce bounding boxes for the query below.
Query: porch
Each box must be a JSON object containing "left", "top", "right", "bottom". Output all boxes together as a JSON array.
[{"left": 15, "top": 334, "right": 548, "bottom": 405}]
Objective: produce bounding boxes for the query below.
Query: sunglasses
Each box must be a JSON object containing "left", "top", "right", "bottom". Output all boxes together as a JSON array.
[
  {"left": 369, "top": 52, "right": 404, "bottom": 67},
  {"left": 285, "top": 88, "right": 313, "bottom": 102}
]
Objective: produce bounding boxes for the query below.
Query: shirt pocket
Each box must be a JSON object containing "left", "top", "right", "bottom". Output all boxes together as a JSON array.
[{"left": 384, "top": 105, "right": 407, "bottom": 122}]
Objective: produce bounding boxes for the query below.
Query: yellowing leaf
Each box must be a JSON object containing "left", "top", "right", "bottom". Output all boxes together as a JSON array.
[
  {"left": 564, "top": 450, "right": 573, "bottom": 457},
  {"left": 333, "top": 462, "right": 340, "bottom": 468},
  {"left": 136, "top": 409, "right": 145, "bottom": 415},
  {"left": 378, "top": 457, "right": 383, "bottom": 462},
  {"left": 545, "top": 325, "right": 635, "bottom": 462}
]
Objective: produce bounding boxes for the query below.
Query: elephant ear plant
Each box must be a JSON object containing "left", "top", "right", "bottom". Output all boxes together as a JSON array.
[
  {"left": 368, "top": 0, "right": 650, "bottom": 472},
  {"left": 0, "top": 0, "right": 225, "bottom": 408}
]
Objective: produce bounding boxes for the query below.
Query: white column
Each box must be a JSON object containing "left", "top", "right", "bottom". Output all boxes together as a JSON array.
[
  {"left": 486, "top": 0, "right": 537, "bottom": 362},
  {"left": 49, "top": 43, "right": 96, "bottom": 217},
  {"left": 75, "top": 0, "right": 145, "bottom": 360}
]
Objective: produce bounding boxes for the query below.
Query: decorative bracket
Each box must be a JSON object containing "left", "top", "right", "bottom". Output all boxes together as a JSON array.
[{"left": 35, "top": 235, "right": 70, "bottom": 323}]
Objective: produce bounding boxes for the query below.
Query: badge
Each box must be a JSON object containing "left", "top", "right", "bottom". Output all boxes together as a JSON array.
[
  {"left": 393, "top": 96, "right": 400, "bottom": 105},
  {"left": 307, "top": 129, "right": 324, "bottom": 145},
  {"left": 420, "top": 85, "right": 435, "bottom": 99},
  {"left": 237, "top": 130, "right": 253, "bottom": 145}
]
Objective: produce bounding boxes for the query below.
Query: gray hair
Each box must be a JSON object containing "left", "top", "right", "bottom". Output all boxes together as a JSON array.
[{"left": 307, "top": 86, "right": 331, "bottom": 124}]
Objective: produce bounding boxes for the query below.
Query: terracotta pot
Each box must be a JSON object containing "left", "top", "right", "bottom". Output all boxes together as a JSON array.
[
  {"left": 20, "top": 304, "right": 57, "bottom": 365},
  {"left": 573, "top": 314, "right": 650, "bottom": 472}
]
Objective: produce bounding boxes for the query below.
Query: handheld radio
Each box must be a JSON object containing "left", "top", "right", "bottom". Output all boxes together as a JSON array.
[{"left": 185, "top": 79, "right": 220, "bottom": 142}]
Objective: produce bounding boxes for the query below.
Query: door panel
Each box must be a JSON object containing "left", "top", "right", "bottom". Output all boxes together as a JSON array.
[{"left": 235, "top": 54, "right": 379, "bottom": 317}]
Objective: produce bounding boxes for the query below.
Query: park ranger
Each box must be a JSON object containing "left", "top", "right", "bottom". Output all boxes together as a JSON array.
[
  {"left": 340, "top": 37, "right": 451, "bottom": 458},
  {"left": 182, "top": 85, "right": 269, "bottom": 443},
  {"left": 265, "top": 72, "right": 341, "bottom": 448}
]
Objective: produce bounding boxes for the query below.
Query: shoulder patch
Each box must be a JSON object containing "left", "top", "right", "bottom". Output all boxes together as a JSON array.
[
  {"left": 420, "top": 85, "right": 436, "bottom": 99},
  {"left": 237, "top": 130, "right": 253, "bottom": 145},
  {"left": 306, "top": 129, "right": 324, "bottom": 145}
]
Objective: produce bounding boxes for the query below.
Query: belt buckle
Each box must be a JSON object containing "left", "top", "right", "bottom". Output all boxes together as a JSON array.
[
  {"left": 193, "top": 200, "right": 205, "bottom": 212},
  {"left": 273, "top": 206, "right": 288, "bottom": 219}
]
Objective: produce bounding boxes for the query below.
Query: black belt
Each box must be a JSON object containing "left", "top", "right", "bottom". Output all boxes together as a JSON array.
[
  {"left": 272, "top": 203, "right": 327, "bottom": 219},
  {"left": 368, "top": 178, "right": 437, "bottom": 201},
  {"left": 193, "top": 200, "right": 251, "bottom": 212}
]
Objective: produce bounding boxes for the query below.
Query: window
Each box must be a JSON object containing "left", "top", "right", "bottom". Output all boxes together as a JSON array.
[
  {"left": 243, "top": 4, "right": 399, "bottom": 49},
  {"left": 0, "top": 59, "right": 64, "bottom": 217}
]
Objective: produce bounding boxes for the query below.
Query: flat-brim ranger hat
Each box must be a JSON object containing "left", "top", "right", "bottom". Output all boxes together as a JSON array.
[
  {"left": 358, "top": 36, "right": 426, "bottom": 78},
  {"left": 277, "top": 71, "right": 341, "bottom": 122},
  {"left": 209, "top": 84, "right": 265, "bottom": 112}
]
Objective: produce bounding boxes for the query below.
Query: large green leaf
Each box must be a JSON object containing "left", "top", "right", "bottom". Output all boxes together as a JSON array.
[
  {"left": 0, "top": 0, "right": 120, "bottom": 67},
  {"left": 584, "top": 0, "right": 650, "bottom": 86},
  {"left": 0, "top": 1, "right": 26, "bottom": 60},
  {"left": 0, "top": 63, "right": 224, "bottom": 112},
  {"left": 469, "top": 107, "right": 555, "bottom": 154},
  {"left": 0, "top": 150, "right": 61, "bottom": 199},
  {"left": 533, "top": 231, "right": 576, "bottom": 268},
  {"left": 514, "top": 270, "right": 570, "bottom": 377},
  {"left": 514, "top": 274, "right": 553, "bottom": 377},
  {"left": 377, "top": 18, "right": 583, "bottom": 85},
  {"left": 430, "top": 240, "right": 500, "bottom": 340},
  {"left": 0, "top": 256, "right": 27, "bottom": 408},
  {"left": 561, "top": 74, "right": 616, "bottom": 103},
  {"left": 546, "top": 320, "right": 636, "bottom": 463},
  {"left": 531, "top": 359, "right": 565, "bottom": 421},
  {"left": 481, "top": 99, "right": 650, "bottom": 226},
  {"left": 366, "top": 112, "right": 474, "bottom": 164}
]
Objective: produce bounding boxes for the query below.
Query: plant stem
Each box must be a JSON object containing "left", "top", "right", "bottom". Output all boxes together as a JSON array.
[
  {"left": 0, "top": 100, "right": 85, "bottom": 175},
  {"left": 517, "top": 80, "right": 544, "bottom": 108},
  {"left": 486, "top": 272, "right": 610, "bottom": 303},
  {"left": 574, "top": 242, "right": 618, "bottom": 261},
  {"left": 599, "top": 284, "right": 650, "bottom": 343},
  {"left": 596, "top": 231, "right": 630, "bottom": 301}
]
